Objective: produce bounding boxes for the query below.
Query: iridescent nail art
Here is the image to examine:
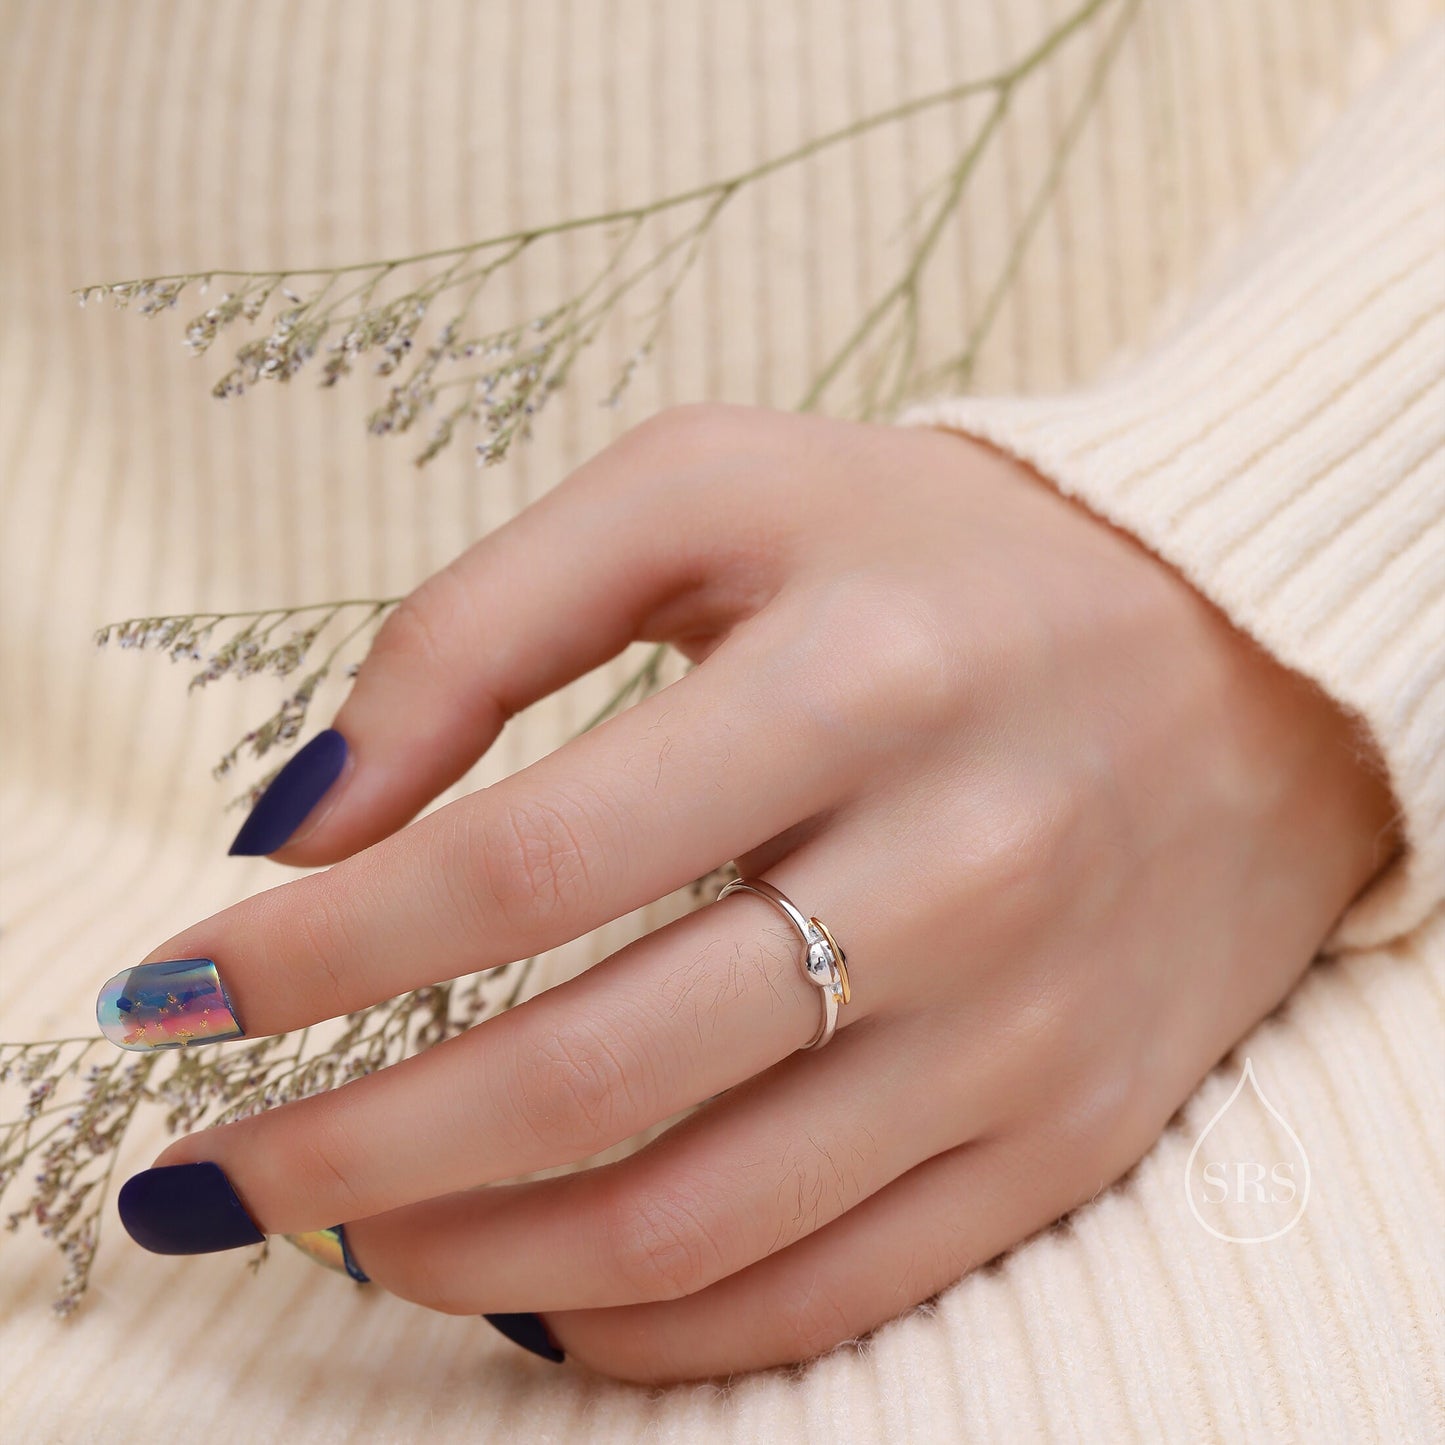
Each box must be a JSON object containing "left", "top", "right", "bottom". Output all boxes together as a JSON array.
[
  {"left": 283, "top": 1225, "right": 371, "bottom": 1283},
  {"left": 96, "top": 957, "right": 243, "bottom": 1051}
]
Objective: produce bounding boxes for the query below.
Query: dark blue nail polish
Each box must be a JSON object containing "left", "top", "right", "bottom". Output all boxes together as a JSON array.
[
  {"left": 228, "top": 729, "right": 349, "bottom": 856},
  {"left": 483, "top": 1313, "right": 565, "bottom": 1363},
  {"left": 117, "top": 1161, "right": 265, "bottom": 1255}
]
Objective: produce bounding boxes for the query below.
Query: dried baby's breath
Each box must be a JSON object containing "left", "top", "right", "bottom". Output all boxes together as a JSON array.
[
  {"left": 1, "top": 1042, "right": 156, "bottom": 1317},
  {"left": 95, "top": 599, "right": 397, "bottom": 800},
  {"left": 75, "top": 0, "right": 1125, "bottom": 461}
]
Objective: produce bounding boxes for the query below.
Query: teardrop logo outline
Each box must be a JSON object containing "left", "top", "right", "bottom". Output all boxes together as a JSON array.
[{"left": 1184, "top": 1057, "right": 1311, "bottom": 1244}]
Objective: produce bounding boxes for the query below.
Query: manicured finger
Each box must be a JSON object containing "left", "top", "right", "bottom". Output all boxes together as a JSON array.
[
  {"left": 120, "top": 837, "right": 900, "bottom": 1245},
  {"left": 229, "top": 405, "right": 805, "bottom": 864},
  {"left": 100, "top": 586, "right": 874, "bottom": 1050},
  {"left": 546, "top": 1127, "right": 1072, "bottom": 1384},
  {"left": 340, "top": 1009, "right": 977, "bottom": 1313}
]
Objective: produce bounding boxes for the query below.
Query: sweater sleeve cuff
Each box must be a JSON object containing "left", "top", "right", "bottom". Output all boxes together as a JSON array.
[{"left": 896, "top": 28, "right": 1445, "bottom": 950}]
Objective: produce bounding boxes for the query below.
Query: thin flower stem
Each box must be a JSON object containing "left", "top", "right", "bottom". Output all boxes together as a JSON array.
[
  {"left": 576, "top": 642, "right": 671, "bottom": 735},
  {"left": 2, "top": 1036, "right": 103, "bottom": 1050},
  {"left": 103, "top": 599, "right": 402, "bottom": 630},
  {"left": 498, "top": 957, "right": 540, "bottom": 1012},
  {"left": 0, "top": 1100, "right": 83, "bottom": 1127},
  {"left": 313, "top": 600, "right": 391, "bottom": 673},
  {"left": 797, "top": 91, "right": 1010, "bottom": 412},
  {"left": 82, "top": 1056, "right": 156, "bottom": 1264},
  {"left": 82, "top": 0, "right": 1118, "bottom": 466},
  {"left": 430, "top": 200, "right": 716, "bottom": 397},
  {"left": 922, "top": 0, "right": 1142, "bottom": 390},
  {"left": 84, "top": 0, "right": 1111, "bottom": 292},
  {"left": 2, "top": 1115, "right": 63, "bottom": 1161},
  {"left": 210, "top": 1038, "right": 340, "bottom": 1125},
  {"left": 314, "top": 245, "right": 516, "bottom": 336}
]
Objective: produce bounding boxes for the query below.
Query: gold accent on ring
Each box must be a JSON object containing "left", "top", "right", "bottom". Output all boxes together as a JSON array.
[{"left": 810, "top": 916, "right": 850, "bottom": 1005}]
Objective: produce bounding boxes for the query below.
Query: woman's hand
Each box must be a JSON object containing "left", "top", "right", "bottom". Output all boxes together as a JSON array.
[{"left": 98, "top": 404, "right": 1397, "bottom": 1384}]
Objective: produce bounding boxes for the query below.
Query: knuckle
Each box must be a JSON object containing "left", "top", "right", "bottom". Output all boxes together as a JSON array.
[
  {"left": 776, "top": 1134, "right": 870, "bottom": 1243},
  {"left": 964, "top": 970, "right": 1078, "bottom": 1123},
  {"left": 966, "top": 793, "right": 1077, "bottom": 932},
  {"left": 774, "top": 1277, "right": 860, "bottom": 1360},
  {"left": 288, "top": 888, "right": 360, "bottom": 1014},
  {"left": 967, "top": 760, "right": 1129, "bottom": 948},
  {"left": 474, "top": 790, "right": 604, "bottom": 936},
  {"left": 600, "top": 1172, "right": 728, "bottom": 1301},
  {"left": 788, "top": 573, "right": 960, "bottom": 742},
  {"left": 1044, "top": 1053, "right": 1171, "bottom": 1177},
  {"left": 626, "top": 401, "right": 749, "bottom": 460},
  {"left": 418, "top": 806, "right": 496, "bottom": 951},
  {"left": 370, "top": 562, "right": 475, "bottom": 679},
  {"left": 359, "top": 567, "right": 497, "bottom": 736},
  {"left": 289, "top": 1107, "right": 367, "bottom": 1220},
  {"left": 501, "top": 1016, "right": 649, "bottom": 1158},
  {"left": 1004, "top": 1078, "right": 1139, "bottom": 1208},
  {"left": 390, "top": 1250, "right": 474, "bottom": 1317}
]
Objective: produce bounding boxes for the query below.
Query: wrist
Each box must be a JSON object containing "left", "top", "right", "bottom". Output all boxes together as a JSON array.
[{"left": 1221, "top": 619, "right": 1402, "bottom": 946}]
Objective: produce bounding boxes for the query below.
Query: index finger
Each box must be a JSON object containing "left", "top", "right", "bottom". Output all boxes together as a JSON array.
[{"left": 96, "top": 590, "right": 861, "bottom": 1048}]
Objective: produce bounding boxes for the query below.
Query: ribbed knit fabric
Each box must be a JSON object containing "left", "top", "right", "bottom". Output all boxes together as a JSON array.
[
  {"left": 1, "top": 3, "right": 1442, "bottom": 1442},
  {"left": 898, "top": 27, "right": 1445, "bottom": 952}
]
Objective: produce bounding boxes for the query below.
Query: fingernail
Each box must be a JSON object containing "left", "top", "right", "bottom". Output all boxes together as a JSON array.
[
  {"left": 228, "top": 728, "right": 349, "bottom": 856},
  {"left": 284, "top": 1224, "right": 371, "bottom": 1283},
  {"left": 117, "top": 1161, "right": 264, "bottom": 1255},
  {"left": 96, "top": 957, "right": 243, "bottom": 1051},
  {"left": 483, "top": 1313, "right": 566, "bottom": 1363}
]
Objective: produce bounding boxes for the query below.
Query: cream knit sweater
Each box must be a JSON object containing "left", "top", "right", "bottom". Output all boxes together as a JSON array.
[{"left": 0, "top": 2, "right": 1441, "bottom": 1442}]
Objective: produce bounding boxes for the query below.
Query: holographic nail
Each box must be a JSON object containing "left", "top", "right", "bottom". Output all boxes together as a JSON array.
[
  {"left": 96, "top": 957, "right": 244, "bottom": 1051},
  {"left": 284, "top": 1224, "right": 371, "bottom": 1283}
]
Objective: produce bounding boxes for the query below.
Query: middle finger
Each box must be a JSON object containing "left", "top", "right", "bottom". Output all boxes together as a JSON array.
[{"left": 97, "top": 590, "right": 868, "bottom": 1053}]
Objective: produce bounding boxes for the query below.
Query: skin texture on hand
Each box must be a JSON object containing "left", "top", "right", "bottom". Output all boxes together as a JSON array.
[{"left": 104, "top": 404, "right": 1399, "bottom": 1384}]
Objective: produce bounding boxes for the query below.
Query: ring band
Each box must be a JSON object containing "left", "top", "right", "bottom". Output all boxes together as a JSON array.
[{"left": 714, "top": 876, "right": 851, "bottom": 1050}]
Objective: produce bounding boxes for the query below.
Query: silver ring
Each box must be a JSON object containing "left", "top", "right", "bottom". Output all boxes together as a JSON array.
[{"left": 714, "top": 876, "right": 852, "bottom": 1051}]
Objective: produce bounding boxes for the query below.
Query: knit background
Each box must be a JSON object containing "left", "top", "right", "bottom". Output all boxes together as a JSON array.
[{"left": 1, "top": 2, "right": 1441, "bottom": 1440}]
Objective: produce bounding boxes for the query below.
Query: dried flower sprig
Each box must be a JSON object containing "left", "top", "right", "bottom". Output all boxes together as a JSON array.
[
  {"left": 10, "top": 0, "right": 1144, "bottom": 1317},
  {"left": 1, "top": 1039, "right": 157, "bottom": 1316},
  {"left": 96, "top": 599, "right": 399, "bottom": 798},
  {"left": 912, "top": 0, "right": 1141, "bottom": 395},
  {"left": 803, "top": 0, "right": 1139, "bottom": 415},
  {"left": 77, "top": 0, "right": 1118, "bottom": 466}
]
